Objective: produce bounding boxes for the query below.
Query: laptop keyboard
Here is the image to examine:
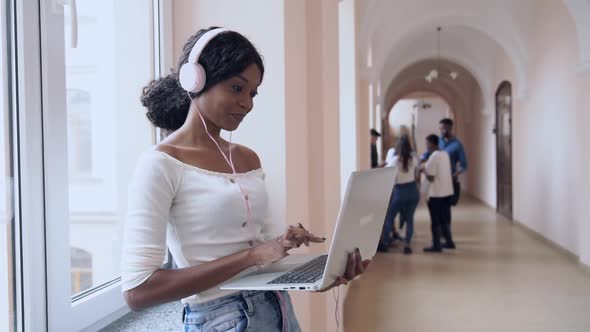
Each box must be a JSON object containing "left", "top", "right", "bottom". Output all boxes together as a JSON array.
[{"left": 267, "top": 255, "right": 328, "bottom": 285}]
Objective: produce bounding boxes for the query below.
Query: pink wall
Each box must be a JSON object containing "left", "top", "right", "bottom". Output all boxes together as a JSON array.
[
  {"left": 284, "top": 1, "right": 344, "bottom": 330},
  {"left": 356, "top": 79, "right": 370, "bottom": 170},
  {"left": 171, "top": 1, "right": 344, "bottom": 330},
  {"left": 469, "top": 0, "right": 586, "bottom": 260}
]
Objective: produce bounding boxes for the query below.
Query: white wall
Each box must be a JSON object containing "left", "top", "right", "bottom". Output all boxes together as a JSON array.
[
  {"left": 465, "top": 79, "right": 497, "bottom": 207},
  {"left": 388, "top": 99, "right": 415, "bottom": 135},
  {"left": 469, "top": 0, "right": 586, "bottom": 261},
  {"left": 415, "top": 98, "right": 449, "bottom": 155},
  {"left": 578, "top": 70, "right": 590, "bottom": 265},
  {"left": 339, "top": 0, "right": 358, "bottom": 201}
]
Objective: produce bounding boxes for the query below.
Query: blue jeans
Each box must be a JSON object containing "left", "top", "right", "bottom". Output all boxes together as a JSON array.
[
  {"left": 382, "top": 181, "right": 420, "bottom": 246},
  {"left": 183, "top": 290, "right": 301, "bottom": 332}
]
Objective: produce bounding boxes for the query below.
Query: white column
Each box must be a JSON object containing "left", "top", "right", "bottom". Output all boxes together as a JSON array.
[{"left": 338, "top": 0, "right": 358, "bottom": 200}]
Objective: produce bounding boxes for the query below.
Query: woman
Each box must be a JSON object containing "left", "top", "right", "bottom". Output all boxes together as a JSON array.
[
  {"left": 379, "top": 135, "right": 420, "bottom": 255},
  {"left": 121, "top": 27, "right": 369, "bottom": 331}
]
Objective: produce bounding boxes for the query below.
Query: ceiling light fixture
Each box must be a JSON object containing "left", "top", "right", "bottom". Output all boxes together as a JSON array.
[{"left": 426, "top": 27, "right": 460, "bottom": 83}]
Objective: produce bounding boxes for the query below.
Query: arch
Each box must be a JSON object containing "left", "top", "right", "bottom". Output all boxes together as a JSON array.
[
  {"left": 384, "top": 74, "right": 471, "bottom": 124},
  {"left": 373, "top": 13, "right": 527, "bottom": 98},
  {"left": 385, "top": 92, "right": 457, "bottom": 156},
  {"left": 387, "top": 85, "right": 459, "bottom": 119},
  {"left": 495, "top": 81, "right": 512, "bottom": 103},
  {"left": 358, "top": 3, "right": 530, "bottom": 98},
  {"left": 386, "top": 78, "right": 469, "bottom": 138},
  {"left": 383, "top": 55, "right": 493, "bottom": 113}
]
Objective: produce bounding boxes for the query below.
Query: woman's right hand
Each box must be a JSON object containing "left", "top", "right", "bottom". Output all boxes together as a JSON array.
[
  {"left": 249, "top": 223, "right": 325, "bottom": 267},
  {"left": 248, "top": 237, "right": 296, "bottom": 267}
]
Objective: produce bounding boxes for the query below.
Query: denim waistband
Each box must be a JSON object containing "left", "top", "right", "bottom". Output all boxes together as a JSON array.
[
  {"left": 395, "top": 181, "right": 417, "bottom": 189},
  {"left": 183, "top": 290, "right": 278, "bottom": 325}
]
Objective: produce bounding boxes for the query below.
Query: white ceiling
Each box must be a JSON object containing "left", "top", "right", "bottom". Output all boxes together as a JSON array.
[{"left": 357, "top": 0, "right": 590, "bottom": 113}]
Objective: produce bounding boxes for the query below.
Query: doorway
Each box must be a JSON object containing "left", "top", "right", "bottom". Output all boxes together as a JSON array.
[{"left": 495, "top": 81, "right": 513, "bottom": 220}]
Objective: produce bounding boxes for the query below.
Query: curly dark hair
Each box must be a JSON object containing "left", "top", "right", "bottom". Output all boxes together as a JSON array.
[{"left": 140, "top": 27, "right": 265, "bottom": 131}]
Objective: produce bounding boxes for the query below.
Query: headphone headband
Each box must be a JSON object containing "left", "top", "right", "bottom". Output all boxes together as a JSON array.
[{"left": 187, "top": 28, "right": 230, "bottom": 65}]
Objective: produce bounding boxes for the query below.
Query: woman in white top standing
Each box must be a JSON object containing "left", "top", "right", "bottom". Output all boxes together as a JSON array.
[
  {"left": 121, "top": 27, "right": 369, "bottom": 331},
  {"left": 379, "top": 135, "right": 420, "bottom": 255}
]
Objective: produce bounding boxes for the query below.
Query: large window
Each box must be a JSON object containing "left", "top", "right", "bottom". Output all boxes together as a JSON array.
[
  {"left": 40, "top": 0, "right": 160, "bottom": 330},
  {"left": 0, "top": 2, "right": 15, "bottom": 331},
  {"left": 1, "top": 0, "right": 171, "bottom": 329},
  {"left": 61, "top": 0, "right": 155, "bottom": 294}
]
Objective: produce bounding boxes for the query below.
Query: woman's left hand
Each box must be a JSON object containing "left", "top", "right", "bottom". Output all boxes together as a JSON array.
[{"left": 315, "top": 248, "right": 371, "bottom": 293}]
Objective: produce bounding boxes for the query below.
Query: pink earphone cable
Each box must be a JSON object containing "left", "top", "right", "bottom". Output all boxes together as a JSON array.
[
  {"left": 189, "top": 95, "right": 289, "bottom": 331},
  {"left": 333, "top": 287, "right": 340, "bottom": 332},
  {"left": 190, "top": 95, "right": 257, "bottom": 244}
]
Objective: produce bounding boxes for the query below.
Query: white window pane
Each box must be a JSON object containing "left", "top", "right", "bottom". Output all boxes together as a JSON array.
[{"left": 64, "top": 0, "right": 154, "bottom": 296}]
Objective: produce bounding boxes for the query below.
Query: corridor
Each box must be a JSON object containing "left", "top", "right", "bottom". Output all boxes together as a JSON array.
[
  {"left": 4, "top": 1, "right": 590, "bottom": 330},
  {"left": 344, "top": 197, "right": 590, "bottom": 332}
]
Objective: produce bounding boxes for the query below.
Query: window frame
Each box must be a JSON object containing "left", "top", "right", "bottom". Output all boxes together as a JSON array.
[
  {"left": 12, "top": 0, "right": 48, "bottom": 331},
  {"left": 0, "top": 1, "right": 18, "bottom": 331},
  {"left": 11, "top": 0, "right": 173, "bottom": 330}
]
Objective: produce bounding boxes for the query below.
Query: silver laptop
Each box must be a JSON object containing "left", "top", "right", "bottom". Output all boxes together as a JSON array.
[{"left": 220, "top": 166, "right": 397, "bottom": 292}]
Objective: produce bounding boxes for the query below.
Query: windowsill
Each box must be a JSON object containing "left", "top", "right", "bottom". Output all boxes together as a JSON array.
[{"left": 101, "top": 301, "right": 183, "bottom": 331}]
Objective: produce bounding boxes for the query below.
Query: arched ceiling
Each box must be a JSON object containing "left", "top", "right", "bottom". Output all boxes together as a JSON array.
[
  {"left": 380, "top": 25, "right": 503, "bottom": 112},
  {"left": 384, "top": 59, "right": 481, "bottom": 124},
  {"left": 358, "top": 0, "right": 590, "bottom": 103}
]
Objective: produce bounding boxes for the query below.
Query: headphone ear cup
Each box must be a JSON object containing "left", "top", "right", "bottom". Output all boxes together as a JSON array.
[
  {"left": 193, "top": 64, "right": 207, "bottom": 93},
  {"left": 179, "top": 63, "right": 207, "bottom": 93}
]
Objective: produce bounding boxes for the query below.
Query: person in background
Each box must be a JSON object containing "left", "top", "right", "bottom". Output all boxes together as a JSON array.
[
  {"left": 438, "top": 118, "right": 467, "bottom": 208},
  {"left": 370, "top": 129, "right": 381, "bottom": 168},
  {"left": 421, "top": 134, "right": 455, "bottom": 253},
  {"left": 379, "top": 136, "right": 420, "bottom": 255},
  {"left": 420, "top": 118, "right": 467, "bottom": 244},
  {"left": 384, "top": 145, "right": 396, "bottom": 167}
]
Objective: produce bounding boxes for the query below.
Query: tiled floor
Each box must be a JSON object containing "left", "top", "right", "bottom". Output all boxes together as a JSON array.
[{"left": 343, "top": 196, "right": 590, "bottom": 332}]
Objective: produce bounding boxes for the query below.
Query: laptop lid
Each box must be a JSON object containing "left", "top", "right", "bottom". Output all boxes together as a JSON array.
[{"left": 318, "top": 166, "right": 397, "bottom": 289}]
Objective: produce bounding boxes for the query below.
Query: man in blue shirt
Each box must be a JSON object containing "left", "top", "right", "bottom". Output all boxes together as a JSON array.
[{"left": 438, "top": 118, "right": 467, "bottom": 205}]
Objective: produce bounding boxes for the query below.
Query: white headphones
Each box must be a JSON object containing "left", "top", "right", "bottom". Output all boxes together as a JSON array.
[{"left": 179, "top": 28, "right": 230, "bottom": 93}]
